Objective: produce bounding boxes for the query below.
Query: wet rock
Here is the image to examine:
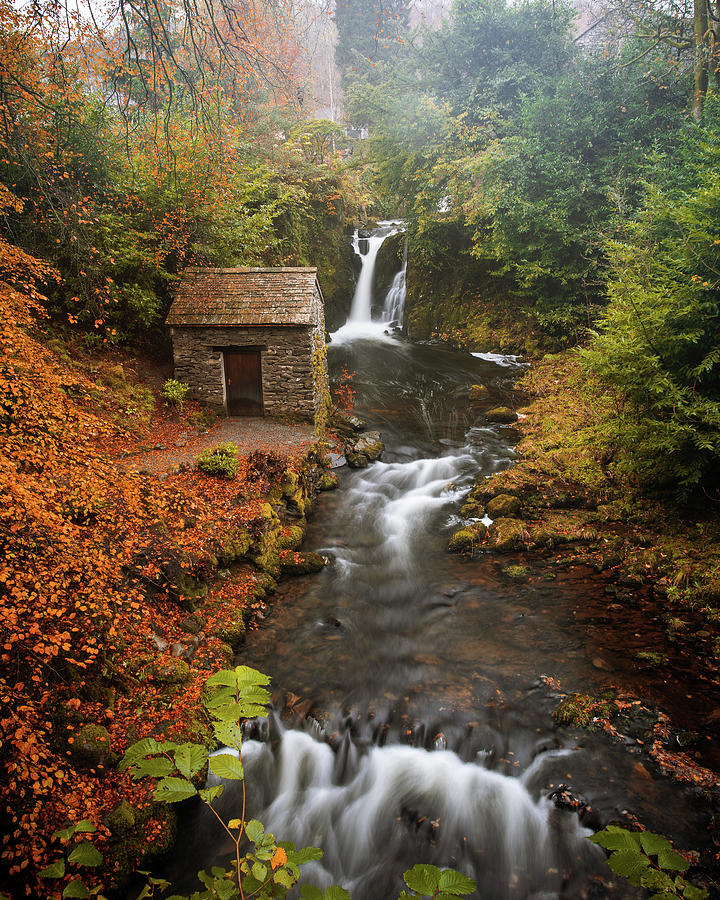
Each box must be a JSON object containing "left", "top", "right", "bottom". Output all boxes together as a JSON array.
[
  {"left": 549, "top": 785, "right": 589, "bottom": 814},
  {"left": 280, "top": 550, "right": 327, "bottom": 575},
  {"left": 448, "top": 523, "right": 487, "bottom": 552},
  {"left": 326, "top": 452, "right": 347, "bottom": 469},
  {"left": 635, "top": 650, "right": 667, "bottom": 667},
  {"left": 70, "top": 724, "right": 118, "bottom": 770},
  {"left": 486, "top": 493, "right": 522, "bottom": 518},
  {"left": 352, "top": 430, "right": 384, "bottom": 461},
  {"left": 103, "top": 799, "right": 136, "bottom": 837},
  {"left": 214, "top": 613, "right": 246, "bottom": 651},
  {"left": 468, "top": 384, "right": 490, "bottom": 401},
  {"left": 319, "top": 471, "right": 340, "bottom": 491},
  {"left": 485, "top": 407, "right": 518, "bottom": 424},
  {"left": 347, "top": 451, "right": 369, "bottom": 468},
  {"left": 488, "top": 518, "right": 529, "bottom": 552}
]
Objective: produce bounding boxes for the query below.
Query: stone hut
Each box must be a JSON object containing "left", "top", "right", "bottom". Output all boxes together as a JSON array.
[{"left": 166, "top": 267, "right": 329, "bottom": 426}]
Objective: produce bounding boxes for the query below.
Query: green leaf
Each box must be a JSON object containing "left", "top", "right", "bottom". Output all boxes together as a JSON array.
[
  {"left": 607, "top": 849, "right": 651, "bottom": 882},
  {"left": 299, "top": 885, "right": 323, "bottom": 900},
  {"left": 209, "top": 753, "right": 244, "bottom": 781},
  {"left": 403, "top": 864, "right": 443, "bottom": 896},
  {"left": 198, "top": 785, "right": 224, "bottom": 803},
  {"left": 323, "top": 887, "right": 350, "bottom": 900},
  {"left": 437, "top": 869, "right": 476, "bottom": 895},
  {"left": 588, "top": 826, "right": 643, "bottom": 852},
  {"left": 252, "top": 862, "right": 267, "bottom": 882},
  {"left": 120, "top": 738, "right": 172, "bottom": 769},
  {"left": 62, "top": 879, "right": 90, "bottom": 898},
  {"left": 173, "top": 743, "right": 208, "bottom": 779},
  {"left": 233, "top": 665, "right": 271, "bottom": 687},
  {"left": 289, "top": 846, "right": 323, "bottom": 865},
  {"left": 204, "top": 669, "right": 239, "bottom": 687},
  {"left": 39, "top": 858, "right": 66, "bottom": 879},
  {"left": 245, "top": 820, "right": 265, "bottom": 843},
  {"left": 132, "top": 756, "right": 176, "bottom": 780},
  {"left": 53, "top": 820, "right": 97, "bottom": 841},
  {"left": 639, "top": 832, "right": 689, "bottom": 872},
  {"left": 68, "top": 841, "right": 103, "bottom": 868},
  {"left": 153, "top": 777, "right": 198, "bottom": 803},
  {"left": 677, "top": 877, "right": 710, "bottom": 900},
  {"left": 273, "top": 868, "right": 295, "bottom": 888},
  {"left": 212, "top": 720, "right": 244, "bottom": 751}
]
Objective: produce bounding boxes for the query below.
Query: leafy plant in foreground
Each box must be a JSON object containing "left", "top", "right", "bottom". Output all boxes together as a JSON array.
[
  {"left": 196, "top": 443, "right": 240, "bottom": 479},
  {"left": 162, "top": 379, "right": 190, "bottom": 411},
  {"left": 38, "top": 819, "right": 105, "bottom": 898},
  {"left": 588, "top": 826, "right": 708, "bottom": 899}
]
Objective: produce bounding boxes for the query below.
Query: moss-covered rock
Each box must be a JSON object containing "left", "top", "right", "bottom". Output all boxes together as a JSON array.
[
  {"left": 486, "top": 493, "right": 522, "bottom": 518},
  {"left": 280, "top": 550, "right": 327, "bottom": 575},
  {"left": 502, "top": 565, "right": 530, "bottom": 578},
  {"left": 281, "top": 470, "right": 299, "bottom": 499},
  {"left": 635, "top": 651, "right": 667, "bottom": 667},
  {"left": 460, "top": 498, "right": 485, "bottom": 518},
  {"left": 277, "top": 524, "right": 304, "bottom": 551},
  {"left": 70, "top": 724, "right": 118, "bottom": 770},
  {"left": 488, "top": 518, "right": 529, "bottom": 552},
  {"left": 146, "top": 657, "right": 191, "bottom": 684},
  {"left": 319, "top": 471, "right": 340, "bottom": 491},
  {"left": 214, "top": 613, "right": 246, "bottom": 651},
  {"left": 220, "top": 527, "right": 254, "bottom": 563},
  {"left": 448, "top": 522, "right": 487, "bottom": 552},
  {"left": 347, "top": 451, "right": 369, "bottom": 468},
  {"left": 103, "top": 799, "right": 136, "bottom": 837},
  {"left": 553, "top": 693, "right": 616, "bottom": 730},
  {"left": 353, "top": 431, "right": 384, "bottom": 461},
  {"left": 179, "top": 613, "right": 206, "bottom": 635},
  {"left": 485, "top": 407, "right": 518, "bottom": 424},
  {"left": 468, "top": 384, "right": 490, "bottom": 401}
]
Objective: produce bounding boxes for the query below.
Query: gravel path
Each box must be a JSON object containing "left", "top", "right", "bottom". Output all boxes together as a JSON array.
[{"left": 121, "top": 417, "right": 316, "bottom": 474}]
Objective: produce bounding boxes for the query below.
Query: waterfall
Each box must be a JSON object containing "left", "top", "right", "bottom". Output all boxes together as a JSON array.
[
  {"left": 332, "top": 222, "right": 405, "bottom": 343},
  {"left": 382, "top": 233, "right": 407, "bottom": 327}
]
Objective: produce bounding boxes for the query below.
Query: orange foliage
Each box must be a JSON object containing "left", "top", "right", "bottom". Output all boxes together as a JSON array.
[{"left": 0, "top": 231, "right": 314, "bottom": 896}]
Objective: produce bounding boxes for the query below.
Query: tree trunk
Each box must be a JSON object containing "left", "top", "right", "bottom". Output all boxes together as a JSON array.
[{"left": 693, "top": 0, "right": 709, "bottom": 122}]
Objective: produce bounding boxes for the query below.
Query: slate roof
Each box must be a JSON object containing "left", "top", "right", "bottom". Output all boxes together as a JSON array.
[{"left": 166, "top": 267, "right": 322, "bottom": 327}]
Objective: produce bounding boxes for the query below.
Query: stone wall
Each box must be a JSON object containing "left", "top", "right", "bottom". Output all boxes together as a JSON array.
[
  {"left": 170, "top": 325, "right": 317, "bottom": 421},
  {"left": 310, "top": 285, "right": 330, "bottom": 427}
]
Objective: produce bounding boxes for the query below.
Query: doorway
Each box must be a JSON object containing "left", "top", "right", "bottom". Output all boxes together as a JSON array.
[{"left": 224, "top": 348, "right": 263, "bottom": 416}]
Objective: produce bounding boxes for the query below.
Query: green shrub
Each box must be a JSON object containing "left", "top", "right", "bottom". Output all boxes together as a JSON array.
[
  {"left": 196, "top": 442, "right": 239, "bottom": 478},
  {"left": 162, "top": 378, "right": 190, "bottom": 410}
]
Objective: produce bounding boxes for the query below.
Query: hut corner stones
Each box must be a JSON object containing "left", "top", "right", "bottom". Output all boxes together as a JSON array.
[{"left": 166, "top": 267, "right": 330, "bottom": 429}]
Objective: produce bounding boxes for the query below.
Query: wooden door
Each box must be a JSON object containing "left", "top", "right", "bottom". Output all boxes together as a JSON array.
[{"left": 224, "top": 349, "right": 263, "bottom": 416}]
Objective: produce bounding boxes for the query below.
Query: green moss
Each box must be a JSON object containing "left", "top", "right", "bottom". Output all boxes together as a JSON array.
[
  {"left": 448, "top": 523, "right": 487, "bottom": 552},
  {"left": 145, "top": 657, "right": 191, "bottom": 684},
  {"left": 635, "top": 651, "right": 667, "bottom": 667},
  {"left": 70, "top": 724, "right": 118, "bottom": 770},
  {"left": 277, "top": 525, "right": 304, "bottom": 551},
  {"left": 319, "top": 471, "right": 340, "bottom": 491},
  {"left": 214, "top": 613, "right": 246, "bottom": 651},
  {"left": 554, "top": 693, "right": 616, "bottom": 730},
  {"left": 489, "top": 518, "right": 529, "bottom": 552},
  {"left": 103, "top": 800, "right": 136, "bottom": 837},
  {"left": 220, "top": 527, "right": 254, "bottom": 563},
  {"left": 502, "top": 565, "right": 530, "bottom": 578},
  {"left": 486, "top": 494, "right": 522, "bottom": 518},
  {"left": 281, "top": 470, "right": 299, "bottom": 498},
  {"left": 279, "top": 550, "right": 326, "bottom": 575}
]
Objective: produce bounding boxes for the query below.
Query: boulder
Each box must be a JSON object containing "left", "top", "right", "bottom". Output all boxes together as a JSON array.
[
  {"left": 488, "top": 518, "right": 529, "bottom": 552},
  {"left": 103, "top": 799, "right": 136, "bottom": 837},
  {"left": 280, "top": 551, "right": 327, "bottom": 575},
  {"left": 486, "top": 493, "right": 522, "bottom": 518},
  {"left": 146, "top": 657, "right": 191, "bottom": 684},
  {"left": 353, "top": 430, "right": 384, "bottom": 461},
  {"left": 468, "top": 384, "right": 490, "bottom": 401},
  {"left": 347, "top": 451, "right": 369, "bottom": 468},
  {"left": 318, "top": 471, "right": 340, "bottom": 491},
  {"left": 448, "top": 523, "right": 487, "bottom": 552},
  {"left": 179, "top": 613, "right": 205, "bottom": 634},
  {"left": 485, "top": 407, "right": 518, "bottom": 424},
  {"left": 70, "top": 724, "right": 118, "bottom": 770}
]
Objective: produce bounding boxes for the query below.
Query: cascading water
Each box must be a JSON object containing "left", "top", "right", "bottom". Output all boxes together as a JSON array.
[
  {"left": 382, "top": 233, "right": 407, "bottom": 327},
  {"left": 166, "top": 223, "right": 711, "bottom": 900}
]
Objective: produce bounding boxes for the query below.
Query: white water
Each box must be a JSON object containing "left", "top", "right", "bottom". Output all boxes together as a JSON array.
[
  {"left": 212, "top": 726, "right": 597, "bottom": 900},
  {"left": 332, "top": 222, "right": 405, "bottom": 344}
]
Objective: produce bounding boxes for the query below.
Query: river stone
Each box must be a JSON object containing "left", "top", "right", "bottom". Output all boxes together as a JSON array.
[
  {"left": 468, "top": 384, "right": 490, "bottom": 401},
  {"left": 347, "top": 451, "right": 369, "bottom": 468},
  {"left": 448, "top": 523, "right": 487, "bottom": 552},
  {"left": 179, "top": 613, "right": 205, "bottom": 634},
  {"left": 318, "top": 471, "right": 340, "bottom": 491},
  {"left": 488, "top": 518, "right": 529, "bottom": 552},
  {"left": 280, "top": 550, "right": 327, "bottom": 575},
  {"left": 70, "top": 724, "right": 118, "bottom": 771},
  {"left": 146, "top": 657, "right": 191, "bottom": 684},
  {"left": 486, "top": 493, "right": 522, "bottom": 518},
  {"left": 485, "top": 407, "right": 518, "bottom": 424},
  {"left": 353, "top": 431, "right": 384, "bottom": 461},
  {"left": 325, "top": 452, "right": 347, "bottom": 469}
]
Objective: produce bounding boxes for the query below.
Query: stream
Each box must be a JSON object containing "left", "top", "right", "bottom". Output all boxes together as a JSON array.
[{"left": 166, "top": 224, "right": 711, "bottom": 900}]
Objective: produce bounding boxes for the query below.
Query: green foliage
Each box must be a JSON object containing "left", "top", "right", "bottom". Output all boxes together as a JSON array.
[
  {"left": 583, "top": 96, "right": 720, "bottom": 494},
  {"left": 589, "top": 826, "right": 708, "bottom": 899},
  {"left": 196, "top": 443, "right": 240, "bottom": 479},
  {"left": 38, "top": 820, "right": 106, "bottom": 899},
  {"left": 399, "top": 864, "right": 476, "bottom": 899},
  {"left": 161, "top": 379, "right": 190, "bottom": 410}
]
